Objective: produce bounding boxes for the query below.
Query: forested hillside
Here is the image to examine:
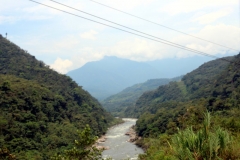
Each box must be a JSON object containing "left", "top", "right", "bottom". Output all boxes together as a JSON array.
[
  {"left": 134, "top": 54, "right": 240, "bottom": 159},
  {"left": 0, "top": 35, "right": 117, "bottom": 159},
  {"left": 101, "top": 76, "right": 182, "bottom": 117},
  {"left": 129, "top": 56, "right": 233, "bottom": 118}
]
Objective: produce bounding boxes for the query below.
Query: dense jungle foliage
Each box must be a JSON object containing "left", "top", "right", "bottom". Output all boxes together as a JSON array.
[
  {"left": 101, "top": 76, "right": 182, "bottom": 117},
  {"left": 51, "top": 125, "right": 103, "bottom": 160},
  {"left": 0, "top": 35, "right": 118, "bottom": 159},
  {"left": 135, "top": 54, "right": 240, "bottom": 159},
  {"left": 128, "top": 56, "right": 234, "bottom": 118}
]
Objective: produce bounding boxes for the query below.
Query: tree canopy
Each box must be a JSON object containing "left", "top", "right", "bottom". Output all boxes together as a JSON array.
[{"left": 0, "top": 35, "right": 118, "bottom": 159}]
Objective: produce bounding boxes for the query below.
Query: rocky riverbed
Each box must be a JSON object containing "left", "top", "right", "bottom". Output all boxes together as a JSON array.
[
  {"left": 99, "top": 118, "right": 144, "bottom": 159},
  {"left": 125, "top": 125, "right": 141, "bottom": 143}
]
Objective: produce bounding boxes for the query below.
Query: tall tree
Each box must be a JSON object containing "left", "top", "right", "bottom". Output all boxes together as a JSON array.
[{"left": 51, "top": 125, "right": 103, "bottom": 160}]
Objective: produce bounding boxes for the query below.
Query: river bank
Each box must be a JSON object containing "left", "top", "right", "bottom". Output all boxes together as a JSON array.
[
  {"left": 95, "top": 119, "right": 125, "bottom": 150},
  {"left": 125, "top": 125, "right": 141, "bottom": 143},
  {"left": 97, "top": 118, "right": 143, "bottom": 160}
]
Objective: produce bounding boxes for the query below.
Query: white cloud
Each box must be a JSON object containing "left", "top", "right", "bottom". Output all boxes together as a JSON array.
[
  {"left": 173, "top": 24, "right": 240, "bottom": 56},
  {"left": 54, "top": 36, "right": 80, "bottom": 51},
  {"left": 44, "top": 24, "right": 240, "bottom": 73},
  {"left": 80, "top": 30, "right": 98, "bottom": 40},
  {"left": 161, "top": 0, "right": 238, "bottom": 15},
  {"left": 69, "top": 49, "right": 104, "bottom": 70},
  {"left": 104, "top": 24, "right": 240, "bottom": 62},
  {"left": 0, "top": 1, "right": 29, "bottom": 12},
  {"left": 0, "top": 16, "right": 17, "bottom": 24},
  {"left": 0, "top": 1, "right": 54, "bottom": 24},
  {"left": 193, "top": 9, "right": 232, "bottom": 24},
  {"left": 50, "top": 58, "right": 73, "bottom": 74},
  {"left": 1, "top": 0, "right": 239, "bottom": 74},
  {"left": 106, "top": 38, "right": 166, "bottom": 61},
  {"left": 0, "top": 0, "right": 84, "bottom": 24},
  {"left": 22, "top": 0, "right": 83, "bottom": 15},
  {"left": 101, "top": 0, "right": 155, "bottom": 10}
]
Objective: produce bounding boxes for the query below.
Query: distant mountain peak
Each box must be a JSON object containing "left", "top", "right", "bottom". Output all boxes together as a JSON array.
[
  {"left": 102, "top": 56, "right": 129, "bottom": 62},
  {"left": 103, "top": 55, "right": 119, "bottom": 59}
]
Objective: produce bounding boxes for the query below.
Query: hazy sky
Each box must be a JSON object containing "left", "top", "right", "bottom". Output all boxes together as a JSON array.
[{"left": 0, "top": 0, "right": 239, "bottom": 73}]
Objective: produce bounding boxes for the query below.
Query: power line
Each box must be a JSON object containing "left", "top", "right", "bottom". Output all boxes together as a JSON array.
[
  {"left": 29, "top": 0, "right": 216, "bottom": 58},
  {"left": 46, "top": 0, "right": 216, "bottom": 58},
  {"left": 46, "top": 0, "right": 240, "bottom": 64},
  {"left": 29, "top": 0, "right": 239, "bottom": 65},
  {"left": 29, "top": 0, "right": 238, "bottom": 64},
  {"left": 87, "top": 0, "right": 239, "bottom": 52}
]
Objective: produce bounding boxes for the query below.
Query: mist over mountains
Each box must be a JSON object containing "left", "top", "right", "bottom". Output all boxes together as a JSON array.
[{"left": 67, "top": 55, "right": 216, "bottom": 100}]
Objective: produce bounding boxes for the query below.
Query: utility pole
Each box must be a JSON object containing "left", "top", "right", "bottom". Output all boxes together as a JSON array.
[{"left": 6, "top": 33, "right": 7, "bottom": 39}]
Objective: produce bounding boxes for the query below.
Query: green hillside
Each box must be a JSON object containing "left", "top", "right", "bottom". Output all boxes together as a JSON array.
[
  {"left": 134, "top": 54, "right": 240, "bottom": 159},
  {"left": 101, "top": 76, "right": 182, "bottom": 117},
  {"left": 0, "top": 35, "right": 117, "bottom": 159},
  {"left": 129, "top": 56, "right": 233, "bottom": 119}
]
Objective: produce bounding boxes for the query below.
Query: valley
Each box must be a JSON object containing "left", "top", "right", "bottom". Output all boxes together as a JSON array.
[
  {"left": 1, "top": 0, "right": 239, "bottom": 159},
  {"left": 1, "top": 35, "right": 240, "bottom": 160}
]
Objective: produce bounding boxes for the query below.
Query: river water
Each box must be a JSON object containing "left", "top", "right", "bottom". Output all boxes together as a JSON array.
[{"left": 101, "top": 118, "right": 144, "bottom": 160}]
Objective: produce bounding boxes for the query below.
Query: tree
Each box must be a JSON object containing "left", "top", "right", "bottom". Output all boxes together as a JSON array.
[
  {"left": 1, "top": 81, "right": 11, "bottom": 91},
  {"left": 51, "top": 125, "right": 102, "bottom": 160}
]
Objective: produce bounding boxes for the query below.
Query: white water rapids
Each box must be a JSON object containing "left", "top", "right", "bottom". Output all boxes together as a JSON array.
[{"left": 101, "top": 118, "right": 144, "bottom": 160}]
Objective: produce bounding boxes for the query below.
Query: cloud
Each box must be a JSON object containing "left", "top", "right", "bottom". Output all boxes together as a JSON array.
[
  {"left": 0, "top": 1, "right": 29, "bottom": 12},
  {"left": 54, "top": 36, "right": 80, "bottom": 50},
  {"left": 24, "top": 0, "right": 83, "bottom": 16},
  {"left": 161, "top": 0, "right": 238, "bottom": 15},
  {"left": 13, "top": 23, "right": 239, "bottom": 75},
  {"left": 47, "top": 24, "right": 240, "bottom": 73},
  {"left": 70, "top": 50, "right": 103, "bottom": 69},
  {"left": 173, "top": 24, "right": 240, "bottom": 55},
  {"left": 0, "top": 1, "right": 54, "bottom": 24},
  {"left": 192, "top": 9, "right": 232, "bottom": 24},
  {"left": 0, "top": 0, "right": 84, "bottom": 24},
  {"left": 80, "top": 30, "right": 98, "bottom": 40},
  {"left": 104, "top": 24, "right": 240, "bottom": 62},
  {"left": 101, "top": 0, "right": 155, "bottom": 10},
  {"left": 0, "top": 16, "right": 17, "bottom": 24},
  {"left": 50, "top": 58, "right": 73, "bottom": 74},
  {"left": 106, "top": 38, "right": 167, "bottom": 61},
  {"left": 1, "top": 0, "right": 239, "bottom": 74}
]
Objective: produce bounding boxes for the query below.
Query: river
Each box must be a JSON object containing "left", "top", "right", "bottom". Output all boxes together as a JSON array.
[{"left": 101, "top": 118, "right": 144, "bottom": 160}]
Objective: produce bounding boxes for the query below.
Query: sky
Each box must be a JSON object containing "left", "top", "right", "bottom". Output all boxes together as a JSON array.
[{"left": 0, "top": 0, "right": 239, "bottom": 73}]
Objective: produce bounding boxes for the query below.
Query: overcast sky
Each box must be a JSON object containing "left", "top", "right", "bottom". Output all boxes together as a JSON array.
[{"left": 0, "top": 0, "right": 239, "bottom": 73}]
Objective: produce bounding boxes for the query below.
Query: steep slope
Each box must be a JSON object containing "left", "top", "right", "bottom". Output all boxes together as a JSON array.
[
  {"left": 134, "top": 54, "right": 240, "bottom": 137},
  {"left": 130, "top": 56, "right": 233, "bottom": 118},
  {"left": 67, "top": 56, "right": 162, "bottom": 100},
  {"left": 182, "top": 56, "right": 235, "bottom": 99},
  {"left": 101, "top": 76, "right": 182, "bottom": 117},
  {"left": 207, "top": 54, "right": 240, "bottom": 110},
  {"left": 0, "top": 35, "right": 116, "bottom": 159}
]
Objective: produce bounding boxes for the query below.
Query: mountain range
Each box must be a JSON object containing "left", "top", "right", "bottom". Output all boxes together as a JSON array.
[
  {"left": 1, "top": 33, "right": 239, "bottom": 159},
  {"left": 68, "top": 55, "right": 215, "bottom": 100}
]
